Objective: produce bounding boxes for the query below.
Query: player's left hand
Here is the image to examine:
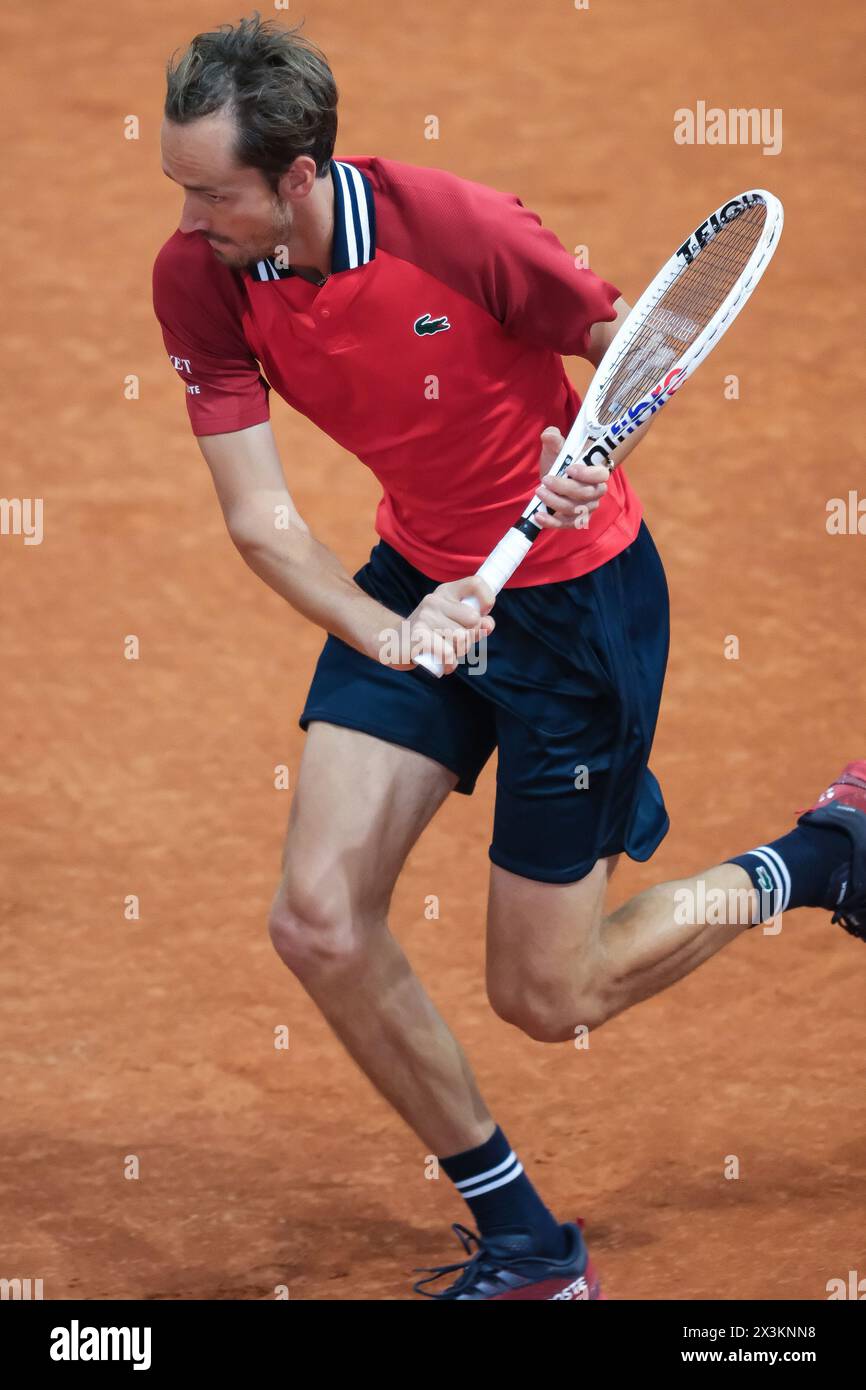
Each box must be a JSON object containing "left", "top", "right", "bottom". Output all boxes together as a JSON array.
[{"left": 534, "top": 426, "right": 609, "bottom": 530}]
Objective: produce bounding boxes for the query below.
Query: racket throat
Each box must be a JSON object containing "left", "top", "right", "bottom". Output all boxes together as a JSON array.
[{"left": 515, "top": 515, "right": 542, "bottom": 541}]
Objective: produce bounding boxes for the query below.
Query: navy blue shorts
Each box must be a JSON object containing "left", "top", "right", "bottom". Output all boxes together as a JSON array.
[{"left": 299, "top": 521, "right": 670, "bottom": 884}]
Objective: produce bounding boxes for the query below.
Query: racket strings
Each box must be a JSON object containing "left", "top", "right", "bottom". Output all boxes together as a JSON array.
[{"left": 596, "top": 201, "right": 767, "bottom": 424}]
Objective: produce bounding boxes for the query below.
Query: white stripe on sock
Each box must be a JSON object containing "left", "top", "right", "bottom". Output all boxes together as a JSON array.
[
  {"left": 755, "top": 843, "right": 792, "bottom": 913},
  {"left": 750, "top": 848, "right": 786, "bottom": 920},
  {"left": 454, "top": 1149, "right": 519, "bottom": 1190},
  {"left": 458, "top": 1161, "right": 525, "bottom": 1200}
]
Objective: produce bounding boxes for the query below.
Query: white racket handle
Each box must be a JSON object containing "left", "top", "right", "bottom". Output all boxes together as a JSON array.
[
  {"left": 476, "top": 526, "right": 535, "bottom": 592},
  {"left": 412, "top": 592, "right": 479, "bottom": 678},
  {"left": 412, "top": 417, "right": 595, "bottom": 678},
  {"left": 413, "top": 529, "right": 536, "bottom": 678}
]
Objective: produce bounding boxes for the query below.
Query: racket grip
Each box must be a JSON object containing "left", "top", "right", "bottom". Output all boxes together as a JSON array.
[
  {"left": 412, "top": 594, "right": 482, "bottom": 679},
  {"left": 413, "top": 649, "right": 444, "bottom": 677},
  {"left": 476, "top": 527, "right": 534, "bottom": 594},
  {"left": 411, "top": 530, "right": 532, "bottom": 679}
]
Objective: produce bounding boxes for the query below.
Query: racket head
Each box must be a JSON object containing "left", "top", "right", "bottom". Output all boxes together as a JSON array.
[{"left": 582, "top": 189, "right": 784, "bottom": 441}]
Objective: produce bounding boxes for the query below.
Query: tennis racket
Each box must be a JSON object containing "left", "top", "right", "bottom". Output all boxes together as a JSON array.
[{"left": 414, "top": 187, "right": 783, "bottom": 677}]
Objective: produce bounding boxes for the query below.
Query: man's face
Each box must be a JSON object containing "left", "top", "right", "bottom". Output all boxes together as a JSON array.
[{"left": 161, "top": 110, "right": 294, "bottom": 269}]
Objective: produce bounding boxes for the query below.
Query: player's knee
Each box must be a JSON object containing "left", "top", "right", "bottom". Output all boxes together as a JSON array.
[
  {"left": 488, "top": 975, "right": 610, "bottom": 1041},
  {"left": 500, "top": 996, "right": 610, "bottom": 1042},
  {"left": 267, "top": 868, "right": 363, "bottom": 975}
]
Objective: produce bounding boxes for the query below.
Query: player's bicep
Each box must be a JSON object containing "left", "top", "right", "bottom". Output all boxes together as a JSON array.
[
  {"left": 481, "top": 195, "right": 621, "bottom": 358},
  {"left": 197, "top": 422, "right": 309, "bottom": 549}
]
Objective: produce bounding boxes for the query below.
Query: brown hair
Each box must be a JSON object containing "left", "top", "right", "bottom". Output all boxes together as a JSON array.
[{"left": 164, "top": 13, "right": 338, "bottom": 188}]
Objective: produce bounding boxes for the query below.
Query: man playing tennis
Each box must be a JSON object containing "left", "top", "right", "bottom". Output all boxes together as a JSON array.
[{"left": 154, "top": 16, "right": 866, "bottom": 1300}]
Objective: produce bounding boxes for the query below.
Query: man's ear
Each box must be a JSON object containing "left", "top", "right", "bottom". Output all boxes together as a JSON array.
[{"left": 276, "top": 155, "right": 318, "bottom": 204}]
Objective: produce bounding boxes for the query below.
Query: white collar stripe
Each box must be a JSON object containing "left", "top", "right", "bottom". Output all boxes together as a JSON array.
[
  {"left": 248, "top": 160, "right": 375, "bottom": 283},
  {"left": 335, "top": 161, "right": 360, "bottom": 269},
  {"left": 342, "top": 161, "right": 371, "bottom": 265}
]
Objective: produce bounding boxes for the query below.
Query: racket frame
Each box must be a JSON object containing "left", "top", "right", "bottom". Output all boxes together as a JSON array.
[{"left": 414, "top": 187, "right": 784, "bottom": 674}]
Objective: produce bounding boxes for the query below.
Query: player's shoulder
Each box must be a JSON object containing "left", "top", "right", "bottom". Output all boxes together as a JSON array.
[
  {"left": 343, "top": 154, "right": 523, "bottom": 232},
  {"left": 154, "top": 227, "right": 213, "bottom": 287},
  {"left": 346, "top": 153, "right": 509, "bottom": 198},
  {"left": 152, "top": 228, "right": 249, "bottom": 338}
]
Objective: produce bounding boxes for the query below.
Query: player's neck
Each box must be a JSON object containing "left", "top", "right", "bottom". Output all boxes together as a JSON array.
[{"left": 288, "top": 171, "right": 335, "bottom": 282}]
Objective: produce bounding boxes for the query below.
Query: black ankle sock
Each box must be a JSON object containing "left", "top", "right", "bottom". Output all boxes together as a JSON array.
[
  {"left": 439, "top": 1125, "right": 567, "bottom": 1259},
  {"left": 728, "top": 822, "right": 851, "bottom": 922}
]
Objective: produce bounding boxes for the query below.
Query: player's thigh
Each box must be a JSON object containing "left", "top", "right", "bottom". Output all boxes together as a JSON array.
[
  {"left": 485, "top": 856, "right": 619, "bottom": 1010},
  {"left": 278, "top": 719, "right": 458, "bottom": 921}
]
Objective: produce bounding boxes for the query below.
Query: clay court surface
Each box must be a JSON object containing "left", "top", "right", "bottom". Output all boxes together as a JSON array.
[{"left": 3, "top": 0, "right": 864, "bottom": 1300}]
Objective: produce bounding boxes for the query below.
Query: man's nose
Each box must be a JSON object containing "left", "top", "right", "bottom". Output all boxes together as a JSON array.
[{"left": 179, "top": 197, "right": 209, "bottom": 234}]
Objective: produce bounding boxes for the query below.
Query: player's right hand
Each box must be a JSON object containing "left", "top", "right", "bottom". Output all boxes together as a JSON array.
[
  {"left": 384, "top": 576, "right": 495, "bottom": 676},
  {"left": 535, "top": 426, "right": 608, "bottom": 528}
]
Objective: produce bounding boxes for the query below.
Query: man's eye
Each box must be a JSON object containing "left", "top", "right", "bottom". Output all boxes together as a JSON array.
[{"left": 207, "top": 193, "right": 224, "bottom": 203}]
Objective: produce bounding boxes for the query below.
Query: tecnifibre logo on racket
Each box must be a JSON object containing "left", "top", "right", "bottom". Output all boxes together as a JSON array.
[
  {"left": 597, "top": 367, "right": 686, "bottom": 460},
  {"left": 676, "top": 192, "right": 763, "bottom": 265}
]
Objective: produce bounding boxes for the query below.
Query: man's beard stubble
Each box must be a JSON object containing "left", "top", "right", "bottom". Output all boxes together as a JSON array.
[{"left": 208, "top": 199, "right": 294, "bottom": 272}]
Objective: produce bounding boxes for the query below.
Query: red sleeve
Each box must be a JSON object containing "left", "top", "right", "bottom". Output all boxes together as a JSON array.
[
  {"left": 152, "top": 230, "right": 271, "bottom": 437},
  {"left": 481, "top": 194, "right": 622, "bottom": 359},
  {"left": 365, "top": 157, "right": 621, "bottom": 361}
]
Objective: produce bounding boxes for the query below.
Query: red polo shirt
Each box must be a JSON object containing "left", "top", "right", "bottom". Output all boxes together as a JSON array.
[{"left": 153, "top": 155, "right": 642, "bottom": 586}]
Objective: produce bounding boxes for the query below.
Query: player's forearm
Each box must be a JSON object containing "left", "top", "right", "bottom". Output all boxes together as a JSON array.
[{"left": 235, "top": 522, "right": 399, "bottom": 660}]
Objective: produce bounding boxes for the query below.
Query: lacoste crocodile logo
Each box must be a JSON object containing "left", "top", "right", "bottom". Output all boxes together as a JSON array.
[
  {"left": 755, "top": 866, "right": 774, "bottom": 894},
  {"left": 414, "top": 313, "right": 451, "bottom": 336}
]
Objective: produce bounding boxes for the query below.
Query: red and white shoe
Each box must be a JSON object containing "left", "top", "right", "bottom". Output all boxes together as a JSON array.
[{"left": 798, "top": 761, "right": 866, "bottom": 941}]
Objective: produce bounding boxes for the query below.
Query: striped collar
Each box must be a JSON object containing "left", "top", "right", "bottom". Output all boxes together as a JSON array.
[{"left": 250, "top": 159, "right": 375, "bottom": 283}]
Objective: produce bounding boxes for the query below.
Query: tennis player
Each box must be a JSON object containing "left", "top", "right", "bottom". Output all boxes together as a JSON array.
[{"left": 153, "top": 16, "right": 866, "bottom": 1300}]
